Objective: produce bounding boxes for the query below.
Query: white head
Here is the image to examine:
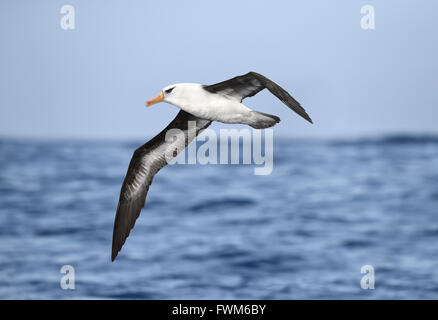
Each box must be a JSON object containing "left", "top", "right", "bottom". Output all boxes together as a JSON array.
[{"left": 146, "top": 83, "right": 199, "bottom": 107}]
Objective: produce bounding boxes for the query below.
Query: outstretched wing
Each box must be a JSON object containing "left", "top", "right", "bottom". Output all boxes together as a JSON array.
[
  {"left": 203, "top": 71, "right": 313, "bottom": 123},
  {"left": 111, "top": 110, "right": 212, "bottom": 261}
]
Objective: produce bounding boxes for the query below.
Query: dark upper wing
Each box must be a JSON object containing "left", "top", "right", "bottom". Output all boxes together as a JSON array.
[
  {"left": 203, "top": 71, "right": 313, "bottom": 123},
  {"left": 111, "top": 110, "right": 212, "bottom": 261}
]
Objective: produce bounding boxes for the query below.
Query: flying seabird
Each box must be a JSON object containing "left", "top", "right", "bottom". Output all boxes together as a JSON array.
[{"left": 111, "top": 72, "right": 312, "bottom": 261}]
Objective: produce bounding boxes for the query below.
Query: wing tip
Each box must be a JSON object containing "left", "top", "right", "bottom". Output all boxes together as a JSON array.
[
  {"left": 297, "top": 109, "right": 313, "bottom": 124},
  {"left": 111, "top": 251, "right": 118, "bottom": 262},
  {"left": 111, "top": 230, "right": 128, "bottom": 262},
  {"left": 111, "top": 240, "right": 120, "bottom": 261}
]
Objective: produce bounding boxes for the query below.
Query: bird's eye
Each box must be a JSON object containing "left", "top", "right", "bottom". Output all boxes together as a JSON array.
[{"left": 164, "top": 87, "right": 174, "bottom": 94}]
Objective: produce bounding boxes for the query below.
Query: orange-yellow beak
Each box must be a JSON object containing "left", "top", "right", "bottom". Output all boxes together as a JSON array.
[{"left": 146, "top": 92, "right": 164, "bottom": 107}]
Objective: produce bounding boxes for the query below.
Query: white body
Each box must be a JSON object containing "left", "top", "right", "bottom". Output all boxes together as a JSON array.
[{"left": 163, "top": 83, "right": 253, "bottom": 124}]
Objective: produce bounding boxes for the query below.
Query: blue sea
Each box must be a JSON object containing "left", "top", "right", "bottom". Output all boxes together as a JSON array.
[{"left": 1, "top": 135, "right": 438, "bottom": 299}]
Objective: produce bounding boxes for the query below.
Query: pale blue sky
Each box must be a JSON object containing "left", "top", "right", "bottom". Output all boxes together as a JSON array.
[{"left": 1, "top": 1, "right": 437, "bottom": 139}]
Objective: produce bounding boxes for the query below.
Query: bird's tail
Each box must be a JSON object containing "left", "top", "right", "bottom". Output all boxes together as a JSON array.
[{"left": 248, "top": 111, "right": 280, "bottom": 129}]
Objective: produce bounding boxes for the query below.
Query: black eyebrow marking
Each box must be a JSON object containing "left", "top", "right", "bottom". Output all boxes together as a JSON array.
[{"left": 164, "top": 87, "right": 175, "bottom": 94}]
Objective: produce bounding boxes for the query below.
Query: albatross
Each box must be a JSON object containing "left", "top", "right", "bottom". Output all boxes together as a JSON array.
[{"left": 111, "top": 71, "right": 312, "bottom": 261}]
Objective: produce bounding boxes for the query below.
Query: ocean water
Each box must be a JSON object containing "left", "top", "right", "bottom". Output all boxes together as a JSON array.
[{"left": 0, "top": 135, "right": 438, "bottom": 299}]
